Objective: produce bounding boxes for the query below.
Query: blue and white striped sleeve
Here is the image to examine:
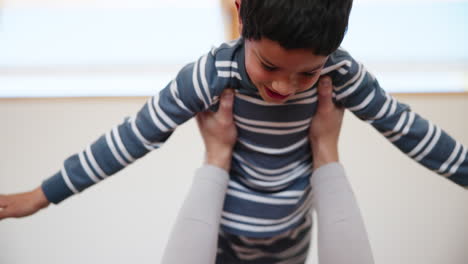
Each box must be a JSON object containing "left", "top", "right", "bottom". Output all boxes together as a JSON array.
[
  {"left": 42, "top": 52, "right": 225, "bottom": 204},
  {"left": 329, "top": 49, "right": 468, "bottom": 188}
]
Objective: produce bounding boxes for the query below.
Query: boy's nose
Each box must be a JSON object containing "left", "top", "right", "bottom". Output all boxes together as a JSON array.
[{"left": 272, "top": 78, "right": 297, "bottom": 95}]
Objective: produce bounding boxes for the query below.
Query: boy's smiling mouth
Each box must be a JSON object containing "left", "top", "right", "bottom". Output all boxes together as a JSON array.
[{"left": 264, "top": 85, "right": 291, "bottom": 101}]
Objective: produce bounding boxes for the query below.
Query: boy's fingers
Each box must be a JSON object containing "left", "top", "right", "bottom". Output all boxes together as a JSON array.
[
  {"left": 0, "top": 195, "right": 8, "bottom": 207},
  {"left": 0, "top": 207, "right": 9, "bottom": 220}
]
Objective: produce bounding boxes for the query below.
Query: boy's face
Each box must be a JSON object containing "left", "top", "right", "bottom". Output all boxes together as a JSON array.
[{"left": 244, "top": 38, "right": 328, "bottom": 104}]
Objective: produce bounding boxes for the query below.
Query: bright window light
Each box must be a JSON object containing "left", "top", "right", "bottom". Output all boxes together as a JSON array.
[{"left": 0, "top": 0, "right": 467, "bottom": 97}]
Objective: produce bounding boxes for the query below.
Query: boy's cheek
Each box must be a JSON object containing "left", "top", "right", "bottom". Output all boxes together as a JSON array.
[
  {"left": 246, "top": 64, "right": 271, "bottom": 86},
  {"left": 309, "top": 78, "right": 320, "bottom": 89},
  {"left": 297, "top": 77, "right": 320, "bottom": 92}
]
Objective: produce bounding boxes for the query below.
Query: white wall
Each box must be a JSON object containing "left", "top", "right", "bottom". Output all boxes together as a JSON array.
[{"left": 0, "top": 94, "right": 467, "bottom": 264}]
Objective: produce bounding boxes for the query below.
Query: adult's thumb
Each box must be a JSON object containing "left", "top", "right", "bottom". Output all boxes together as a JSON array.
[
  {"left": 219, "top": 89, "right": 234, "bottom": 118},
  {"left": 317, "top": 77, "right": 334, "bottom": 111}
]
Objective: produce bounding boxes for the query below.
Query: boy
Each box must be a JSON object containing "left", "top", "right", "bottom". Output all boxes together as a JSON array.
[{"left": 1, "top": 0, "right": 467, "bottom": 262}]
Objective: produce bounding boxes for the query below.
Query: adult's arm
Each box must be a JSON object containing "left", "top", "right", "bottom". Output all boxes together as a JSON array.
[
  {"left": 312, "top": 163, "right": 374, "bottom": 264},
  {"left": 161, "top": 165, "right": 229, "bottom": 264},
  {"left": 310, "top": 76, "right": 374, "bottom": 264},
  {"left": 161, "top": 89, "right": 236, "bottom": 264}
]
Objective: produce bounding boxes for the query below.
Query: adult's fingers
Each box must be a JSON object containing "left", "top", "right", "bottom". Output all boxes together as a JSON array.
[
  {"left": 316, "top": 76, "right": 334, "bottom": 113},
  {"left": 195, "top": 111, "right": 204, "bottom": 126},
  {"left": 217, "top": 89, "right": 235, "bottom": 123}
]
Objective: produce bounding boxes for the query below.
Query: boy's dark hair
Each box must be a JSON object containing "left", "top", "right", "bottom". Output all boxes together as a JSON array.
[{"left": 239, "top": 0, "right": 353, "bottom": 55}]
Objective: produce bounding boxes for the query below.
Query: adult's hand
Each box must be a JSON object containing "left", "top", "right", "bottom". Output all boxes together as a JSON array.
[
  {"left": 196, "top": 89, "right": 237, "bottom": 171},
  {"left": 309, "top": 76, "right": 344, "bottom": 169}
]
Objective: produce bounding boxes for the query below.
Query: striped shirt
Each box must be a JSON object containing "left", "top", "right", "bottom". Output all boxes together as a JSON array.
[{"left": 42, "top": 38, "right": 468, "bottom": 238}]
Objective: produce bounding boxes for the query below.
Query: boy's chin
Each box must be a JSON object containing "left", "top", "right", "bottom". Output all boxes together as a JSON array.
[
  {"left": 257, "top": 87, "right": 289, "bottom": 104},
  {"left": 259, "top": 93, "right": 288, "bottom": 104}
]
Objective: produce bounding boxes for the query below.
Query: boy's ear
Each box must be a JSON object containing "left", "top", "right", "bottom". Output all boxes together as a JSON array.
[{"left": 235, "top": 0, "right": 243, "bottom": 35}]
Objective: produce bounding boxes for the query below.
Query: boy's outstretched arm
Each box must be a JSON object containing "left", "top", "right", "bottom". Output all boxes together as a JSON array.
[
  {"left": 0, "top": 46, "right": 232, "bottom": 219},
  {"left": 329, "top": 50, "right": 468, "bottom": 188},
  {"left": 162, "top": 89, "right": 236, "bottom": 264},
  {"left": 310, "top": 76, "right": 375, "bottom": 264},
  {"left": 0, "top": 63, "right": 211, "bottom": 220}
]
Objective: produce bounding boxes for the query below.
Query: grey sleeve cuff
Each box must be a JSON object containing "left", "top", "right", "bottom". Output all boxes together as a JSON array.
[
  {"left": 311, "top": 162, "right": 346, "bottom": 187},
  {"left": 195, "top": 164, "right": 230, "bottom": 188}
]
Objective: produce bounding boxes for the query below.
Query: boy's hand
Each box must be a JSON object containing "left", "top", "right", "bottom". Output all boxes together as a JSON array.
[
  {"left": 0, "top": 186, "right": 50, "bottom": 220},
  {"left": 309, "top": 76, "right": 344, "bottom": 170},
  {"left": 196, "top": 89, "right": 237, "bottom": 171}
]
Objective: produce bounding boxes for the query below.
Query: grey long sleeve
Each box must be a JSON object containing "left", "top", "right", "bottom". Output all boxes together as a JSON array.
[
  {"left": 312, "top": 162, "right": 375, "bottom": 264},
  {"left": 162, "top": 163, "right": 374, "bottom": 264},
  {"left": 161, "top": 165, "right": 229, "bottom": 264}
]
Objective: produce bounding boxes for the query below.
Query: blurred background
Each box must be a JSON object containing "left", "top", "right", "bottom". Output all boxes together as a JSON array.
[
  {"left": 0, "top": 0, "right": 466, "bottom": 97},
  {"left": 0, "top": 1, "right": 467, "bottom": 264}
]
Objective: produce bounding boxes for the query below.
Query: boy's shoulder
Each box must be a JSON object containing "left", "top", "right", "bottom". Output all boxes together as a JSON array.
[
  {"left": 322, "top": 47, "right": 364, "bottom": 88},
  {"left": 209, "top": 38, "right": 244, "bottom": 60},
  {"left": 173, "top": 38, "right": 245, "bottom": 107},
  {"left": 323, "top": 47, "right": 355, "bottom": 73},
  {"left": 176, "top": 38, "right": 244, "bottom": 82}
]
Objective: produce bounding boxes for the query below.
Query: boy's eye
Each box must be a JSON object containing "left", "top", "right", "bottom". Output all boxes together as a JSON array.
[
  {"left": 261, "top": 63, "right": 277, "bottom": 72},
  {"left": 302, "top": 71, "right": 317, "bottom": 77}
]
